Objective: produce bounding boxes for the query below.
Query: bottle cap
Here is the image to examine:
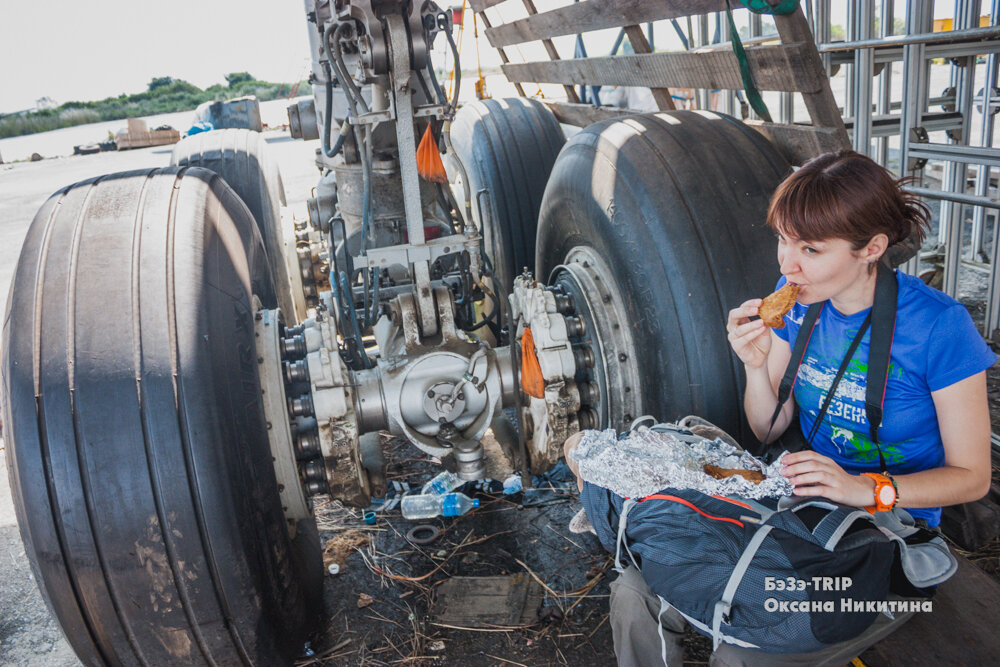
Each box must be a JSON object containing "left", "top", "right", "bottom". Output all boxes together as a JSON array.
[
  {"left": 363, "top": 511, "right": 376, "bottom": 525},
  {"left": 472, "top": 498, "right": 480, "bottom": 507}
]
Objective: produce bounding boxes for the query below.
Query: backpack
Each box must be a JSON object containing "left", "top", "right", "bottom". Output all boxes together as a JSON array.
[{"left": 582, "top": 473, "right": 955, "bottom": 654}]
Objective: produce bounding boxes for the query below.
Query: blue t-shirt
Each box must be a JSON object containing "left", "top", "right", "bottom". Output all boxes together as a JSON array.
[{"left": 772, "top": 271, "right": 996, "bottom": 526}]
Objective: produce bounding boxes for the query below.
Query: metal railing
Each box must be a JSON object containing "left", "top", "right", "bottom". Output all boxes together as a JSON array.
[{"left": 565, "top": 0, "right": 1000, "bottom": 341}]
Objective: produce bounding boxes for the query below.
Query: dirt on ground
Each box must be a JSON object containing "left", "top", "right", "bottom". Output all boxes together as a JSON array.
[{"left": 301, "top": 436, "right": 630, "bottom": 667}]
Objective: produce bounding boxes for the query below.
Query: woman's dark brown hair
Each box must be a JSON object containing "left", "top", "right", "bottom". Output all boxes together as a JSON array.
[{"left": 767, "top": 150, "right": 930, "bottom": 252}]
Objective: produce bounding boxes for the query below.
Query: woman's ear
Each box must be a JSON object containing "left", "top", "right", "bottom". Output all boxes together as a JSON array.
[{"left": 863, "top": 233, "right": 889, "bottom": 263}]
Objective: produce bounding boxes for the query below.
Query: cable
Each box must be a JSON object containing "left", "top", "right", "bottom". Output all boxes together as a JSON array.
[
  {"left": 334, "top": 270, "right": 372, "bottom": 369},
  {"left": 427, "top": 61, "right": 447, "bottom": 105},
  {"left": 326, "top": 22, "right": 370, "bottom": 116},
  {"left": 320, "top": 74, "right": 350, "bottom": 158},
  {"left": 443, "top": 20, "right": 461, "bottom": 108}
]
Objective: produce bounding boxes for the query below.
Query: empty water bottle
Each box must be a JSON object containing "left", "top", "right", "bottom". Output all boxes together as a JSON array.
[
  {"left": 502, "top": 473, "right": 522, "bottom": 495},
  {"left": 421, "top": 470, "right": 462, "bottom": 496},
  {"left": 401, "top": 492, "right": 480, "bottom": 520}
]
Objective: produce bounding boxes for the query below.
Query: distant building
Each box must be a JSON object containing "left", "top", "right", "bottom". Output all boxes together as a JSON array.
[{"left": 0, "top": 96, "right": 58, "bottom": 118}]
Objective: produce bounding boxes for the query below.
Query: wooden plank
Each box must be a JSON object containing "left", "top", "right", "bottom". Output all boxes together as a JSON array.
[
  {"left": 468, "top": 0, "right": 509, "bottom": 11},
  {"left": 521, "top": 0, "right": 580, "bottom": 103},
  {"left": 623, "top": 24, "right": 676, "bottom": 111},
  {"left": 543, "top": 101, "right": 641, "bottom": 128},
  {"left": 860, "top": 554, "right": 1000, "bottom": 665},
  {"left": 773, "top": 8, "right": 848, "bottom": 136},
  {"left": 745, "top": 121, "right": 850, "bottom": 166},
  {"left": 433, "top": 574, "right": 544, "bottom": 626},
  {"left": 501, "top": 44, "right": 823, "bottom": 94},
  {"left": 476, "top": 11, "right": 526, "bottom": 97},
  {"left": 484, "top": 0, "right": 726, "bottom": 49}
]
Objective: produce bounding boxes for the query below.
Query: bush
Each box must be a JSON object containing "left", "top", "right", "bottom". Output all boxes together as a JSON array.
[
  {"left": 2, "top": 74, "right": 306, "bottom": 139},
  {"left": 59, "top": 108, "right": 101, "bottom": 124},
  {"left": 225, "top": 72, "right": 254, "bottom": 88}
]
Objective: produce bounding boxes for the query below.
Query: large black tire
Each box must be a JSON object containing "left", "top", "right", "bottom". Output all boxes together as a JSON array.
[
  {"left": 1, "top": 167, "right": 322, "bottom": 665},
  {"left": 536, "top": 111, "right": 791, "bottom": 443},
  {"left": 450, "top": 97, "right": 565, "bottom": 293},
  {"left": 171, "top": 129, "right": 297, "bottom": 321}
]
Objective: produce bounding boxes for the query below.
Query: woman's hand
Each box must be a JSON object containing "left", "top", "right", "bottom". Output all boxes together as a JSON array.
[
  {"left": 780, "top": 451, "right": 876, "bottom": 507},
  {"left": 726, "top": 299, "right": 770, "bottom": 368}
]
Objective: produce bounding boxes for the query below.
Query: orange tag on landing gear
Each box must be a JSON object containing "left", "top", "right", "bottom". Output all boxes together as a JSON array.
[
  {"left": 417, "top": 123, "right": 447, "bottom": 183},
  {"left": 520, "top": 328, "right": 545, "bottom": 399}
]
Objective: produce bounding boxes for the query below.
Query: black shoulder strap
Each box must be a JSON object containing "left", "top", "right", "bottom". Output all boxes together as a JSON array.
[
  {"left": 866, "top": 262, "right": 899, "bottom": 466},
  {"left": 765, "top": 301, "right": 822, "bottom": 441}
]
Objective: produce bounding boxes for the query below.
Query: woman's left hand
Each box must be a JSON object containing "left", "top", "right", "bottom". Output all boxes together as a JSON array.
[{"left": 780, "top": 450, "right": 876, "bottom": 507}]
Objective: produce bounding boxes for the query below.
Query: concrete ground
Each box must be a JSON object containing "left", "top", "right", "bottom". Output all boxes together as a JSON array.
[{"left": 0, "top": 131, "right": 321, "bottom": 666}]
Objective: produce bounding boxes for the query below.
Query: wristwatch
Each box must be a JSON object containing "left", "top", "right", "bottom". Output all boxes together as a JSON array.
[{"left": 861, "top": 472, "right": 897, "bottom": 513}]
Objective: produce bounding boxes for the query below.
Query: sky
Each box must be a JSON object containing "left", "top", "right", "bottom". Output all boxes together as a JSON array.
[
  {"left": 0, "top": 0, "right": 314, "bottom": 114},
  {"left": 0, "top": 1, "right": 966, "bottom": 115}
]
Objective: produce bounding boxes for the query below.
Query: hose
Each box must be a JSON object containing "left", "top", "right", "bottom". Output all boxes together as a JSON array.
[
  {"left": 442, "top": 342, "right": 489, "bottom": 409},
  {"left": 426, "top": 61, "right": 447, "bottom": 106},
  {"left": 325, "top": 22, "right": 369, "bottom": 116},
  {"left": 323, "top": 22, "right": 379, "bottom": 335},
  {"left": 321, "top": 75, "right": 350, "bottom": 158},
  {"left": 334, "top": 270, "right": 372, "bottom": 368},
  {"left": 444, "top": 23, "right": 461, "bottom": 108}
]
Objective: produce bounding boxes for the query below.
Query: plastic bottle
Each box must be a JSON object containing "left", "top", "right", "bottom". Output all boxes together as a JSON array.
[
  {"left": 421, "top": 470, "right": 462, "bottom": 496},
  {"left": 502, "top": 473, "right": 522, "bottom": 495},
  {"left": 401, "top": 492, "right": 480, "bottom": 519}
]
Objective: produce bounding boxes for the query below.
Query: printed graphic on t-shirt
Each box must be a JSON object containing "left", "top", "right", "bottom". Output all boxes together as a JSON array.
[{"left": 797, "top": 342, "right": 906, "bottom": 465}]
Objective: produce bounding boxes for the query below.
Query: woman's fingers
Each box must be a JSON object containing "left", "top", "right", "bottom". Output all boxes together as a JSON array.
[
  {"left": 781, "top": 450, "right": 826, "bottom": 466},
  {"left": 731, "top": 319, "right": 766, "bottom": 340},
  {"left": 727, "top": 299, "right": 762, "bottom": 327},
  {"left": 785, "top": 471, "right": 830, "bottom": 487}
]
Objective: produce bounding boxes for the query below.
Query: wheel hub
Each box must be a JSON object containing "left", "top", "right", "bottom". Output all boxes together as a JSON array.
[{"left": 549, "top": 246, "right": 642, "bottom": 432}]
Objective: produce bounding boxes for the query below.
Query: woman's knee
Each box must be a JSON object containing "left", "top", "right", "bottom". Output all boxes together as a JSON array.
[{"left": 564, "top": 431, "right": 583, "bottom": 459}]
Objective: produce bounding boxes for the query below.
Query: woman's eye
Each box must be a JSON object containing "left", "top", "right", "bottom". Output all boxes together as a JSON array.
[{"left": 804, "top": 246, "right": 819, "bottom": 255}]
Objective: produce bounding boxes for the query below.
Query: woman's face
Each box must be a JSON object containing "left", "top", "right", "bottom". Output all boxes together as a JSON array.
[{"left": 776, "top": 231, "right": 871, "bottom": 305}]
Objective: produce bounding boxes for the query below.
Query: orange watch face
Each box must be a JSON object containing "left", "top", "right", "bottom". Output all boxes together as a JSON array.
[{"left": 862, "top": 473, "right": 895, "bottom": 511}]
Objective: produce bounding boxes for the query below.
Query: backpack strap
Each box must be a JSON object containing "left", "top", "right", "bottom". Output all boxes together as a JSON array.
[
  {"left": 614, "top": 498, "right": 639, "bottom": 573},
  {"left": 764, "top": 302, "right": 822, "bottom": 444},
  {"left": 812, "top": 507, "right": 878, "bottom": 550},
  {"left": 656, "top": 597, "right": 674, "bottom": 667},
  {"left": 712, "top": 524, "right": 774, "bottom": 650},
  {"left": 866, "top": 262, "right": 899, "bottom": 471}
]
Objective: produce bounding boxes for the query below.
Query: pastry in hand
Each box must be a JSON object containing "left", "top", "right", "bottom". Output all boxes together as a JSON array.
[
  {"left": 704, "top": 464, "right": 766, "bottom": 485},
  {"left": 758, "top": 283, "right": 800, "bottom": 329}
]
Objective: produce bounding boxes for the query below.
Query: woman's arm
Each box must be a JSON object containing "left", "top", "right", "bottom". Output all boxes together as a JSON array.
[
  {"left": 727, "top": 299, "right": 795, "bottom": 442},
  {"left": 782, "top": 371, "right": 991, "bottom": 508},
  {"left": 893, "top": 371, "right": 991, "bottom": 506}
]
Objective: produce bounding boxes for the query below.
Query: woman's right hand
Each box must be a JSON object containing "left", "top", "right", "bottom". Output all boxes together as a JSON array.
[{"left": 727, "top": 299, "right": 770, "bottom": 368}]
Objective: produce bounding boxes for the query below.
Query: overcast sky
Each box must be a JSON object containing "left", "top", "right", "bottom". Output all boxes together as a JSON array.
[
  {"left": 0, "top": 0, "right": 313, "bottom": 114},
  {"left": 0, "top": 1, "right": 963, "bottom": 115}
]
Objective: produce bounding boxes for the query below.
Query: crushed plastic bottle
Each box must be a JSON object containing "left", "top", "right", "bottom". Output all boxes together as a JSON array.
[
  {"left": 421, "top": 470, "right": 462, "bottom": 496},
  {"left": 502, "top": 473, "right": 522, "bottom": 495},
  {"left": 401, "top": 492, "right": 480, "bottom": 520}
]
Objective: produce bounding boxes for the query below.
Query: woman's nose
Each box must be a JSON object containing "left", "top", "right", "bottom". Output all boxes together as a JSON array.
[{"left": 779, "top": 250, "right": 799, "bottom": 276}]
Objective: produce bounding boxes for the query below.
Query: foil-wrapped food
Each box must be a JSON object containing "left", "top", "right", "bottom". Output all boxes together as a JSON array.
[{"left": 569, "top": 427, "right": 794, "bottom": 500}]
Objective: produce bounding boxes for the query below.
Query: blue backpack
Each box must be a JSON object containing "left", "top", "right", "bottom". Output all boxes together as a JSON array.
[{"left": 582, "top": 454, "right": 956, "bottom": 654}]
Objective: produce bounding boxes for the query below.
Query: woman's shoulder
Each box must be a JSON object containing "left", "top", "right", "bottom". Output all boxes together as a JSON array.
[{"left": 896, "top": 270, "right": 964, "bottom": 320}]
